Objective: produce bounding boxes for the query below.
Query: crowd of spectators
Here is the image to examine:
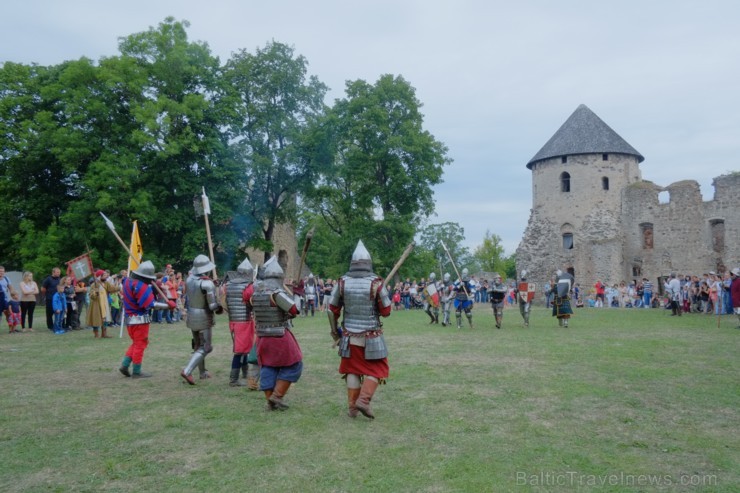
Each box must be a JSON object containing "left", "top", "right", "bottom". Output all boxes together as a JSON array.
[{"left": 0, "top": 263, "right": 188, "bottom": 335}]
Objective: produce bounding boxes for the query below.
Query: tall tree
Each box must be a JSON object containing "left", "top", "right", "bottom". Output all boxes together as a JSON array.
[
  {"left": 308, "top": 74, "right": 451, "bottom": 274},
  {"left": 108, "top": 17, "right": 244, "bottom": 269},
  {"left": 474, "top": 230, "right": 515, "bottom": 278},
  {"left": 222, "top": 41, "right": 328, "bottom": 261},
  {"left": 418, "top": 222, "right": 473, "bottom": 277}
]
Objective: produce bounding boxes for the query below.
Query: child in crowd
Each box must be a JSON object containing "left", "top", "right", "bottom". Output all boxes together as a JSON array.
[
  {"left": 7, "top": 290, "right": 22, "bottom": 333},
  {"left": 52, "top": 284, "right": 67, "bottom": 334}
]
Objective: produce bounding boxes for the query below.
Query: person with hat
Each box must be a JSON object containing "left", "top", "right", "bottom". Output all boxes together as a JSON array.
[
  {"left": 87, "top": 269, "right": 121, "bottom": 338},
  {"left": 119, "top": 261, "right": 176, "bottom": 379},
  {"left": 246, "top": 256, "right": 302, "bottom": 410},
  {"left": 225, "top": 258, "right": 257, "bottom": 388},
  {"left": 328, "top": 240, "right": 392, "bottom": 419},
  {"left": 180, "top": 255, "right": 223, "bottom": 385},
  {"left": 730, "top": 268, "right": 740, "bottom": 328},
  {"left": 552, "top": 267, "right": 575, "bottom": 327},
  {"left": 489, "top": 273, "right": 507, "bottom": 329}
]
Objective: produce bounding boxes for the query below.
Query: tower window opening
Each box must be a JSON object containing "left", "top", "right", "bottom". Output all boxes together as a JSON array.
[
  {"left": 602, "top": 176, "right": 609, "bottom": 190},
  {"left": 560, "top": 172, "right": 571, "bottom": 193},
  {"left": 602, "top": 153, "right": 609, "bottom": 161},
  {"left": 561, "top": 156, "right": 567, "bottom": 163},
  {"left": 562, "top": 233, "right": 574, "bottom": 250},
  {"left": 710, "top": 219, "right": 725, "bottom": 253}
]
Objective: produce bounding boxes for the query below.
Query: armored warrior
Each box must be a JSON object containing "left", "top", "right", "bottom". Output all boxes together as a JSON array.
[
  {"left": 180, "top": 255, "right": 222, "bottom": 385},
  {"left": 453, "top": 268, "right": 475, "bottom": 329},
  {"left": 422, "top": 272, "right": 440, "bottom": 324},
  {"left": 328, "top": 240, "right": 392, "bottom": 419},
  {"left": 225, "top": 258, "right": 258, "bottom": 388},
  {"left": 515, "top": 270, "right": 536, "bottom": 327},
  {"left": 440, "top": 273, "right": 454, "bottom": 326},
  {"left": 489, "top": 273, "right": 507, "bottom": 329},
  {"left": 552, "top": 269, "right": 574, "bottom": 327},
  {"left": 247, "top": 256, "right": 302, "bottom": 411},
  {"left": 304, "top": 274, "right": 318, "bottom": 317},
  {"left": 118, "top": 261, "right": 176, "bottom": 379}
]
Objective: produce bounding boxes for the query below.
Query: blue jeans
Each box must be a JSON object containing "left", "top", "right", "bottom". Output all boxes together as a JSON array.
[
  {"left": 53, "top": 312, "right": 64, "bottom": 332},
  {"left": 643, "top": 292, "right": 652, "bottom": 308}
]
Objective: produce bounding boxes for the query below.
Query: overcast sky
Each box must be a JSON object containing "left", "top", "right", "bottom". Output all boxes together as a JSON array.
[{"left": 3, "top": 1, "right": 739, "bottom": 253}]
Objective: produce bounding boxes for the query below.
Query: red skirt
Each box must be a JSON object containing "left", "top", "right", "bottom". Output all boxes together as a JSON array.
[
  {"left": 339, "top": 344, "right": 389, "bottom": 379},
  {"left": 257, "top": 329, "right": 302, "bottom": 368},
  {"left": 230, "top": 320, "right": 255, "bottom": 354}
]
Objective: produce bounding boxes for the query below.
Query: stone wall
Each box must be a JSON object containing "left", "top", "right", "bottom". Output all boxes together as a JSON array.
[{"left": 518, "top": 168, "right": 740, "bottom": 302}]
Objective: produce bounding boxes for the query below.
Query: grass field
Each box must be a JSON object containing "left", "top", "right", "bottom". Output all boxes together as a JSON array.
[{"left": 1, "top": 304, "right": 738, "bottom": 492}]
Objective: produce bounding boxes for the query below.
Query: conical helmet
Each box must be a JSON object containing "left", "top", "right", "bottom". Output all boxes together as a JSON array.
[
  {"left": 429, "top": 272, "right": 436, "bottom": 281},
  {"left": 132, "top": 260, "right": 156, "bottom": 281},
  {"left": 443, "top": 273, "right": 450, "bottom": 282},
  {"left": 260, "top": 256, "right": 284, "bottom": 290},
  {"left": 236, "top": 257, "right": 254, "bottom": 279},
  {"left": 462, "top": 268, "right": 469, "bottom": 281},
  {"left": 520, "top": 270, "right": 528, "bottom": 280},
  {"left": 192, "top": 254, "right": 216, "bottom": 275},
  {"left": 350, "top": 240, "right": 372, "bottom": 272}
]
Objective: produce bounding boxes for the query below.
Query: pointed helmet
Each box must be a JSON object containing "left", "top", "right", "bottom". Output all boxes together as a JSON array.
[
  {"left": 236, "top": 257, "right": 254, "bottom": 279},
  {"left": 429, "top": 272, "right": 436, "bottom": 281},
  {"left": 192, "top": 254, "right": 216, "bottom": 275},
  {"left": 350, "top": 240, "right": 372, "bottom": 272},
  {"left": 260, "top": 256, "right": 284, "bottom": 290}
]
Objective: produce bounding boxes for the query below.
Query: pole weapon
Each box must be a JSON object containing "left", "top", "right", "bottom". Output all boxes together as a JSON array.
[
  {"left": 296, "top": 226, "right": 315, "bottom": 281},
  {"left": 440, "top": 241, "right": 470, "bottom": 298},
  {"left": 201, "top": 187, "right": 218, "bottom": 280},
  {"left": 99, "top": 212, "right": 168, "bottom": 301},
  {"left": 383, "top": 241, "right": 415, "bottom": 287}
]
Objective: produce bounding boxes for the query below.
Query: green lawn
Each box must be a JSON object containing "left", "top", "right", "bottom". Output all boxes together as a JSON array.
[{"left": 1, "top": 305, "right": 737, "bottom": 492}]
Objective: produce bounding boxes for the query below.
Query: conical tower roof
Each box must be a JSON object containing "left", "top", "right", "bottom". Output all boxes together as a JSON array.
[{"left": 527, "top": 104, "right": 644, "bottom": 169}]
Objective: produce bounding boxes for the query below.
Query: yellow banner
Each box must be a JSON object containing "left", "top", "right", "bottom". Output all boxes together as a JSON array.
[{"left": 128, "top": 221, "right": 143, "bottom": 271}]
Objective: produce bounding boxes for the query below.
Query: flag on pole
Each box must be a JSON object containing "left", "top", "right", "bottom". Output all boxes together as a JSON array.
[
  {"left": 128, "top": 221, "right": 143, "bottom": 272},
  {"left": 201, "top": 187, "right": 211, "bottom": 215},
  {"left": 65, "top": 253, "right": 94, "bottom": 282}
]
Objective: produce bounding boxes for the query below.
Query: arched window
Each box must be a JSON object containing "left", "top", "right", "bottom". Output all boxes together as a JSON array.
[
  {"left": 560, "top": 172, "right": 571, "bottom": 193},
  {"left": 602, "top": 177, "right": 609, "bottom": 190},
  {"left": 562, "top": 233, "right": 574, "bottom": 249}
]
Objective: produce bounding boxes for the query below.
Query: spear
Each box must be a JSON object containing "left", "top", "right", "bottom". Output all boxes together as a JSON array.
[
  {"left": 296, "top": 226, "right": 316, "bottom": 280},
  {"left": 440, "top": 241, "right": 470, "bottom": 298},
  {"left": 201, "top": 187, "right": 218, "bottom": 280},
  {"left": 383, "top": 241, "right": 416, "bottom": 287},
  {"left": 99, "top": 212, "right": 168, "bottom": 301}
]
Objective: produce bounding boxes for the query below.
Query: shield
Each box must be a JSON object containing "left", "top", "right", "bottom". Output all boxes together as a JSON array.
[
  {"left": 519, "top": 282, "right": 536, "bottom": 303},
  {"left": 424, "top": 282, "right": 440, "bottom": 307}
]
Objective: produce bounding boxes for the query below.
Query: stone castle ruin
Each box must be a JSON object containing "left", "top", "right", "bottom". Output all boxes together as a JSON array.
[{"left": 516, "top": 104, "right": 739, "bottom": 298}]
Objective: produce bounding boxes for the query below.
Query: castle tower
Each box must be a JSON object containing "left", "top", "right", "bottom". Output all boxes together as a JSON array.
[{"left": 516, "top": 104, "right": 644, "bottom": 291}]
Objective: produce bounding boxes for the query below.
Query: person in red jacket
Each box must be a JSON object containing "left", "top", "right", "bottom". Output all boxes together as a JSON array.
[
  {"left": 730, "top": 268, "right": 740, "bottom": 329},
  {"left": 119, "top": 261, "right": 176, "bottom": 379}
]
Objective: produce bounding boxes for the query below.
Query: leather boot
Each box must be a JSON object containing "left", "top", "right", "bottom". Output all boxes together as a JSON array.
[
  {"left": 347, "top": 388, "right": 361, "bottom": 418},
  {"left": 101, "top": 327, "right": 111, "bottom": 338},
  {"left": 355, "top": 378, "right": 379, "bottom": 419},
  {"left": 229, "top": 368, "right": 245, "bottom": 387},
  {"left": 93, "top": 328, "right": 100, "bottom": 338},
  {"left": 246, "top": 363, "right": 259, "bottom": 390},
  {"left": 264, "top": 390, "right": 277, "bottom": 411},
  {"left": 268, "top": 380, "right": 292, "bottom": 410}
]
